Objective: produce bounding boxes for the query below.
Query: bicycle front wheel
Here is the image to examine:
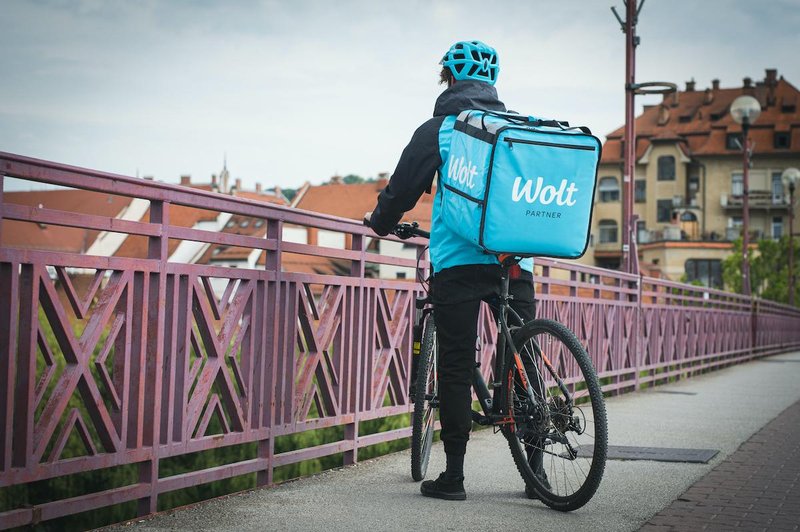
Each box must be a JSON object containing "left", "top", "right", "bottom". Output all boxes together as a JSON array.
[
  {"left": 410, "top": 312, "right": 437, "bottom": 481},
  {"left": 504, "top": 318, "right": 608, "bottom": 512}
]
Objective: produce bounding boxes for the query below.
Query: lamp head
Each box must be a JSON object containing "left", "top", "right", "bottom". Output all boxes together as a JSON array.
[
  {"left": 782, "top": 167, "right": 800, "bottom": 191},
  {"left": 730, "top": 95, "right": 761, "bottom": 126}
]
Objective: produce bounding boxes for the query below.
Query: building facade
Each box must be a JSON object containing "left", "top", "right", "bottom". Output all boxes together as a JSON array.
[{"left": 585, "top": 69, "right": 800, "bottom": 288}]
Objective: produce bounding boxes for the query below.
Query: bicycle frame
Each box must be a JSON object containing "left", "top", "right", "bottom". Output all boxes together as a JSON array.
[
  {"left": 379, "top": 221, "right": 570, "bottom": 428},
  {"left": 471, "top": 262, "right": 543, "bottom": 425}
]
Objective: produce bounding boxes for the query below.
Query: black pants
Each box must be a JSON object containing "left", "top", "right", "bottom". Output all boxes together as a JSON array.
[{"left": 432, "top": 264, "right": 536, "bottom": 457}]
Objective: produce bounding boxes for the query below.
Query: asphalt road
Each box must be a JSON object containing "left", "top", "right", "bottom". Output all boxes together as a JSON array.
[{"left": 116, "top": 351, "right": 800, "bottom": 532}]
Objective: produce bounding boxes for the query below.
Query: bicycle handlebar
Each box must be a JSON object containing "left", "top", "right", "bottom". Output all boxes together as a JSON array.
[
  {"left": 391, "top": 222, "right": 430, "bottom": 240},
  {"left": 364, "top": 217, "right": 430, "bottom": 240}
]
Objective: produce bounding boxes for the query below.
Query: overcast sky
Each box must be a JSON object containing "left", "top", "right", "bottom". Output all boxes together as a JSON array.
[{"left": 2, "top": 0, "right": 799, "bottom": 192}]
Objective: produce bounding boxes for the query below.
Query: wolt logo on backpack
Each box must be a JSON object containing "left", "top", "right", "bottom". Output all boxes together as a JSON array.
[
  {"left": 439, "top": 110, "right": 601, "bottom": 259},
  {"left": 446, "top": 155, "right": 480, "bottom": 189},
  {"left": 511, "top": 176, "right": 579, "bottom": 207}
]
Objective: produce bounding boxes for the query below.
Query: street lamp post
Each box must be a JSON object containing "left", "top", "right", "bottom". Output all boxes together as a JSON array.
[
  {"left": 730, "top": 95, "right": 762, "bottom": 296},
  {"left": 782, "top": 167, "right": 800, "bottom": 306},
  {"left": 610, "top": 1, "right": 676, "bottom": 275}
]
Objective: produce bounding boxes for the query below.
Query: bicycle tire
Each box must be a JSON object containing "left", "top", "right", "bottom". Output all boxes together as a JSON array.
[
  {"left": 410, "top": 312, "right": 437, "bottom": 481},
  {"left": 503, "top": 318, "right": 608, "bottom": 512}
]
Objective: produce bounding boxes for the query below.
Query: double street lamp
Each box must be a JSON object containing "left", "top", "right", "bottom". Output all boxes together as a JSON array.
[
  {"left": 782, "top": 167, "right": 800, "bottom": 306},
  {"left": 730, "top": 95, "right": 762, "bottom": 296}
]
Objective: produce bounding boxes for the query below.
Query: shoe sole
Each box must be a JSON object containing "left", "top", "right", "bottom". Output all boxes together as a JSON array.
[
  {"left": 420, "top": 486, "right": 466, "bottom": 501},
  {"left": 421, "top": 491, "right": 467, "bottom": 501}
]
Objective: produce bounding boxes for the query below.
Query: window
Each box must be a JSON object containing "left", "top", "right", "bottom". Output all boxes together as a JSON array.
[
  {"left": 598, "top": 220, "right": 618, "bottom": 243},
  {"left": 774, "top": 132, "right": 791, "bottom": 149},
  {"left": 687, "top": 173, "right": 700, "bottom": 206},
  {"left": 240, "top": 219, "right": 250, "bottom": 228},
  {"left": 396, "top": 272, "right": 407, "bottom": 279},
  {"left": 726, "top": 133, "right": 742, "bottom": 150},
  {"left": 773, "top": 217, "right": 784, "bottom": 239},
  {"left": 636, "top": 220, "right": 648, "bottom": 243},
  {"left": 225, "top": 220, "right": 236, "bottom": 228},
  {"left": 635, "top": 180, "right": 646, "bottom": 202},
  {"left": 731, "top": 172, "right": 743, "bottom": 196},
  {"left": 254, "top": 219, "right": 265, "bottom": 228},
  {"left": 657, "top": 199, "right": 673, "bottom": 223},
  {"left": 685, "top": 259, "right": 723, "bottom": 289},
  {"left": 597, "top": 176, "right": 620, "bottom": 202},
  {"left": 657, "top": 156, "right": 676, "bottom": 180},
  {"left": 772, "top": 172, "right": 784, "bottom": 204}
]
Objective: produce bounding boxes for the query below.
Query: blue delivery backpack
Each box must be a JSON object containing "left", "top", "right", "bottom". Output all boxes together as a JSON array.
[{"left": 439, "top": 110, "right": 602, "bottom": 259}]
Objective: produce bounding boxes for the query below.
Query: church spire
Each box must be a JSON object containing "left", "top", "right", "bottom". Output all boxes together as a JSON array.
[{"left": 220, "top": 153, "right": 230, "bottom": 193}]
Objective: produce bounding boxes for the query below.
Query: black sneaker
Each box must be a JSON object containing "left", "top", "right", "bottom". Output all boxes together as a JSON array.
[
  {"left": 420, "top": 473, "right": 466, "bottom": 501},
  {"left": 525, "top": 471, "right": 551, "bottom": 500}
]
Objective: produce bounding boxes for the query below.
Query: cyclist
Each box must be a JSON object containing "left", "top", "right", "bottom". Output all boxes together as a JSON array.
[{"left": 365, "top": 40, "right": 545, "bottom": 501}]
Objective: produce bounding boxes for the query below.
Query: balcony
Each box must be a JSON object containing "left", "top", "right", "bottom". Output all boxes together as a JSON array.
[
  {"left": 639, "top": 226, "right": 683, "bottom": 243},
  {"left": 670, "top": 195, "right": 701, "bottom": 209},
  {"left": 720, "top": 191, "right": 791, "bottom": 212},
  {"left": 725, "top": 227, "right": 767, "bottom": 242},
  {"left": 593, "top": 241, "right": 621, "bottom": 257}
]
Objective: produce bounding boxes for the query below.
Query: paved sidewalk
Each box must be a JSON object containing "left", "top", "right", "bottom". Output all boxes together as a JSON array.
[
  {"left": 641, "top": 397, "right": 800, "bottom": 531},
  {"left": 117, "top": 352, "right": 800, "bottom": 532}
]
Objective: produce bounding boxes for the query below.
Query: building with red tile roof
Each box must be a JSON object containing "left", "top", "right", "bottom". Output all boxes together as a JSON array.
[
  {"left": 292, "top": 177, "right": 434, "bottom": 279},
  {"left": 586, "top": 69, "right": 800, "bottom": 288},
  {"left": 1, "top": 189, "right": 137, "bottom": 254},
  {"left": 291, "top": 177, "right": 433, "bottom": 230},
  {"left": 3, "top": 166, "right": 289, "bottom": 262}
]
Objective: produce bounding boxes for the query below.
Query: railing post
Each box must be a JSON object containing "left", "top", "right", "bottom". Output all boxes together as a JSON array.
[
  {"left": 0, "top": 172, "right": 12, "bottom": 473},
  {"left": 137, "top": 200, "right": 169, "bottom": 516},
  {"left": 257, "top": 219, "right": 282, "bottom": 487},
  {"left": 0, "top": 172, "right": 4, "bottom": 245},
  {"left": 751, "top": 297, "right": 758, "bottom": 358},
  {"left": 634, "top": 273, "right": 643, "bottom": 390},
  {"left": 11, "top": 264, "right": 35, "bottom": 471},
  {"left": 540, "top": 264, "right": 550, "bottom": 298},
  {"left": 344, "top": 232, "right": 365, "bottom": 466}
]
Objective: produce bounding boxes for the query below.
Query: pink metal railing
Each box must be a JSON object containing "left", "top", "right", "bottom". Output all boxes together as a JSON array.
[{"left": 1, "top": 151, "right": 799, "bottom": 529}]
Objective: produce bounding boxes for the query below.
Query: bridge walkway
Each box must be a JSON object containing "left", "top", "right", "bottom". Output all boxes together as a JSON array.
[{"left": 116, "top": 351, "right": 800, "bottom": 532}]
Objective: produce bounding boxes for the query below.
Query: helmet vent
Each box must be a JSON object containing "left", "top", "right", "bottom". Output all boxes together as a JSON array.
[{"left": 441, "top": 40, "right": 499, "bottom": 86}]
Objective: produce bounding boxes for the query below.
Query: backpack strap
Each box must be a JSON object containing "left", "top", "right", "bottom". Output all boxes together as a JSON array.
[
  {"left": 461, "top": 110, "right": 593, "bottom": 135},
  {"left": 529, "top": 119, "right": 592, "bottom": 135}
]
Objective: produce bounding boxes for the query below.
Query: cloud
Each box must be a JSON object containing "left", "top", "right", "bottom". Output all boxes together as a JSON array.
[{"left": 2, "top": 0, "right": 798, "bottom": 189}]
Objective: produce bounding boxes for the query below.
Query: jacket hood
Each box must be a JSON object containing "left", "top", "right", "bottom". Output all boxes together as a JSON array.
[{"left": 433, "top": 80, "right": 506, "bottom": 117}]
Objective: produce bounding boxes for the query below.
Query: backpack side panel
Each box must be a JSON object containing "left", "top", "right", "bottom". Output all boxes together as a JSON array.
[{"left": 439, "top": 119, "right": 493, "bottom": 247}]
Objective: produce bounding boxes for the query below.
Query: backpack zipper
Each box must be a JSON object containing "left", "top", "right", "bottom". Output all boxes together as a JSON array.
[{"left": 505, "top": 137, "right": 597, "bottom": 151}]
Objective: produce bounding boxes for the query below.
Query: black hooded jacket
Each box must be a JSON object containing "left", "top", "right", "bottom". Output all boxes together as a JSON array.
[{"left": 369, "top": 80, "right": 506, "bottom": 236}]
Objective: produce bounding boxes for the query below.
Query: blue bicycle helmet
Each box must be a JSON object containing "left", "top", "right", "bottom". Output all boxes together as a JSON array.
[{"left": 441, "top": 40, "right": 499, "bottom": 85}]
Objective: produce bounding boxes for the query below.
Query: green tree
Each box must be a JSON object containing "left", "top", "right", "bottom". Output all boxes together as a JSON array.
[
  {"left": 342, "top": 174, "right": 365, "bottom": 184},
  {"left": 722, "top": 235, "right": 800, "bottom": 304}
]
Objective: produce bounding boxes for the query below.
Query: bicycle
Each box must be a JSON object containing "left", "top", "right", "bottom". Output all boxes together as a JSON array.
[{"left": 384, "top": 221, "right": 608, "bottom": 512}]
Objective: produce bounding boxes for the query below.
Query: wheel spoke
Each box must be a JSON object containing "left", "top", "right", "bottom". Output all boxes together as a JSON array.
[{"left": 504, "top": 319, "right": 608, "bottom": 510}]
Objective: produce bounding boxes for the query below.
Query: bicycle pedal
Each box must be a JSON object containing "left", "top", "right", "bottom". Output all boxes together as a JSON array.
[{"left": 470, "top": 411, "right": 492, "bottom": 426}]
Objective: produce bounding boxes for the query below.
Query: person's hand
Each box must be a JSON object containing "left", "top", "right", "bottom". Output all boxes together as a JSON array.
[{"left": 363, "top": 211, "right": 373, "bottom": 226}]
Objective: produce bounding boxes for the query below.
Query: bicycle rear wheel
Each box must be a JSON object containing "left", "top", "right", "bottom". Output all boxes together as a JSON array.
[
  {"left": 411, "top": 312, "right": 438, "bottom": 481},
  {"left": 504, "top": 318, "right": 607, "bottom": 511}
]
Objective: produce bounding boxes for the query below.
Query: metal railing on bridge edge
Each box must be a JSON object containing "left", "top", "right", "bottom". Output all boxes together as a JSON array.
[{"left": 1, "top": 151, "right": 799, "bottom": 529}]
